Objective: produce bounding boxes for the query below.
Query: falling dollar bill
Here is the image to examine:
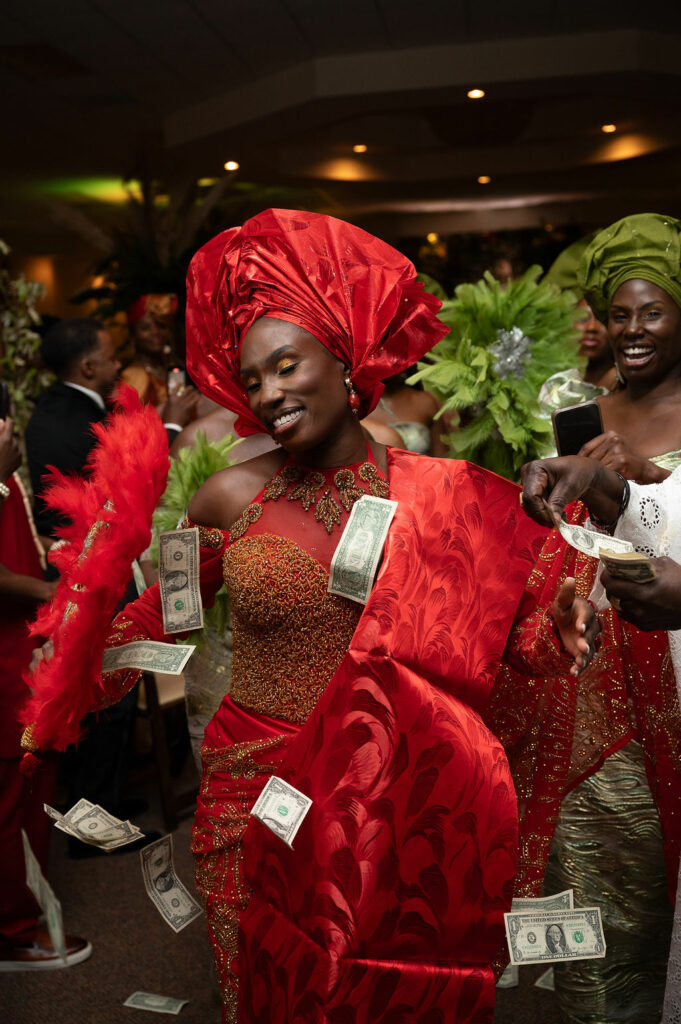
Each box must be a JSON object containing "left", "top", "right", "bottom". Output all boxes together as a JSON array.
[
  {"left": 159, "top": 529, "right": 203, "bottom": 634},
  {"left": 535, "top": 967, "right": 556, "bottom": 991},
  {"left": 599, "top": 548, "right": 657, "bottom": 583},
  {"left": 44, "top": 799, "right": 143, "bottom": 851},
  {"left": 504, "top": 907, "right": 606, "bottom": 966},
  {"left": 123, "top": 992, "right": 189, "bottom": 1015},
  {"left": 140, "top": 835, "right": 202, "bottom": 933},
  {"left": 511, "top": 889, "right": 574, "bottom": 911},
  {"left": 557, "top": 518, "right": 634, "bottom": 559},
  {"left": 21, "top": 829, "right": 67, "bottom": 962},
  {"left": 102, "top": 640, "right": 196, "bottom": 675},
  {"left": 496, "top": 964, "right": 519, "bottom": 989},
  {"left": 328, "top": 495, "right": 398, "bottom": 604},
  {"left": 251, "top": 775, "right": 312, "bottom": 848}
]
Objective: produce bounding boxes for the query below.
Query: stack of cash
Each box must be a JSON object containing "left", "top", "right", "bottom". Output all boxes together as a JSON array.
[{"left": 44, "top": 798, "right": 143, "bottom": 852}]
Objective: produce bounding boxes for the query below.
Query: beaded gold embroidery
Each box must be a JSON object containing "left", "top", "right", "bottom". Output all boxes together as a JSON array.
[
  {"left": 359, "top": 461, "right": 390, "bottom": 498},
  {"left": 228, "top": 503, "right": 263, "bottom": 543},
  {"left": 334, "top": 468, "right": 364, "bottom": 512},
  {"left": 181, "top": 517, "right": 225, "bottom": 551},
  {"left": 261, "top": 463, "right": 300, "bottom": 502},
  {"left": 223, "top": 535, "right": 361, "bottom": 723},
  {"left": 287, "top": 470, "right": 324, "bottom": 511},
  {"left": 315, "top": 488, "right": 342, "bottom": 533}
]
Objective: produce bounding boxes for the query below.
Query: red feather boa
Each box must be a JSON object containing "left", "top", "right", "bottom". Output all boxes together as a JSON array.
[{"left": 21, "top": 384, "right": 169, "bottom": 757}]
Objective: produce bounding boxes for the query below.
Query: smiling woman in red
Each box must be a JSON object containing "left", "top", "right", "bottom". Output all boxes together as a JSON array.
[{"left": 23, "top": 210, "right": 597, "bottom": 1023}]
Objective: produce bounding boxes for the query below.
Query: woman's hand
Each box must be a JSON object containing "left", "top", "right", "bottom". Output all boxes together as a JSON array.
[
  {"left": 552, "top": 577, "right": 601, "bottom": 676},
  {"left": 579, "top": 431, "right": 670, "bottom": 484},
  {"left": 602, "top": 557, "right": 681, "bottom": 632},
  {"left": 521, "top": 456, "right": 623, "bottom": 528}
]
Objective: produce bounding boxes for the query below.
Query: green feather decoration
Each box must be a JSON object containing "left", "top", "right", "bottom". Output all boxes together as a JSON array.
[
  {"left": 411, "top": 266, "right": 582, "bottom": 480},
  {"left": 151, "top": 430, "right": 241, "bottom": 643}
]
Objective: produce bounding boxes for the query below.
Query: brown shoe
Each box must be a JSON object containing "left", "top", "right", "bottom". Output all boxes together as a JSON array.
[{"left": 0, "top": 928, "right": 92, "bottom": 970}]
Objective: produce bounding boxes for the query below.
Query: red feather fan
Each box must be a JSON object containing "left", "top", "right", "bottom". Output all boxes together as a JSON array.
[{"left": 21, "top": 384, "right": 169, "bottom": 759}]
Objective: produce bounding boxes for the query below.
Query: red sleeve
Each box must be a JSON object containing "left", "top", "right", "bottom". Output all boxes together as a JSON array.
[{"left": 91, "top": 522, "right": 227, "bottom": 710}]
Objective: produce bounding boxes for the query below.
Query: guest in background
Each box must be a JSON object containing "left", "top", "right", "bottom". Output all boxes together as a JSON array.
[
  {"left": 0, "top": 414, "right": 91, "bottom": 969},
  {"left": 361, "top": 368, "right": 448, "bottom": 455},
  {"left": 121, "top": 293, "right": 178, "bottom": 406}
]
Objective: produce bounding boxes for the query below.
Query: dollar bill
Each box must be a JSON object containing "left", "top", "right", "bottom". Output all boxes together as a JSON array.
[
  {"left": 511, "top": 889, "right": 574, "bottom": 911},
  {"left": 159, "top": 529, "right": 203, "bottom": 634},
  {"left": 123, "top": 992, "right": 189, "bottom": 1015},
  {"left": 102, "top": 640, "right": 196, "bottom": 675},
  {"left": 328, "top": 495, "right": 397, "bottom": 604},
  {"left": 45, "top": 800, "right": 143, "bottom": 851},
  {"left": 505, "top": 907, "right": 606, "bottom": 965},
  {"left": 21, "top": 829, "right": 67, "bottom": 963},
  {"left": 140, "top": 835, "right": 202, "bottom": 933},
  {"left": 599, "top": 548, "right": 657, "bottom": 583},
  {"left": 557, "top": 518, "right": 634, "bottom": 559},
  {"left": 534, "top": 967, "right": 556, "bottom": 991},
  {"left": 495, "top": 964, "right": 519, "bottom": 988},
  {"left": 251, "top": 775, "right": 312, "bottom": 848}
]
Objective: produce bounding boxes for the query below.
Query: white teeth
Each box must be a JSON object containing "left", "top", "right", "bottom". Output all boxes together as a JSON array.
[
  {"left": 272, "top": 410, "right": 301, "bottom": 429},
  {"left": 623, "top": 347, "right": 653, "bottom": 357}
]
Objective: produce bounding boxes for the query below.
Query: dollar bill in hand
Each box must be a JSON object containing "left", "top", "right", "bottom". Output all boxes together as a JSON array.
[
  {"left": 21, "top": 829, "right": 67, "bottom": 962},
  {"left": 140, "top": 835, "right": 202, "bottom": 933},
  {"left": 102, "top": 640, "right": 196, "bottom": 675},
  {"left": 123, "top": 992, "right": 189, "bottom": 1015},
  {"left": 328, "top": 495, "right": 397, "bottom": 605},
  {"left": 599, "top": 548, "right": 657, "bottom": 583},
  {"left": 505, "top": 907, "right": 606, "bottom": 966},
  {"left": 556, "top": 517, "right": 634, "bottom": 559},
  {"left": 159, "top": 528, "right": 204, "bottom": 634},
  {"left": 251, "top": 775, "right": 312, "bottom": 849}
]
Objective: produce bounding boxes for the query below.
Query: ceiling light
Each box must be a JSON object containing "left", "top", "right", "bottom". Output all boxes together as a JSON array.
[
  {"left": 352, "top": 144, "right": 367, "bottom": 153},
  {"left": 477, "top": 175, "right": 491, "bottom": 184},
  {"left": 426, "top": 232, "right": 439, "bottom": 244},
  {"left": 601, "top": 124, "right": 617, "bottom": 134},
  {"left": 467, "top": 88, "right": 485, "bottom": 99},
  {"left": 224, "top": 160, "right": 239, "bottom": 171}
]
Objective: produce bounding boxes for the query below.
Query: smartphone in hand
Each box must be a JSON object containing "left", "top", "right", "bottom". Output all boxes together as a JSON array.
[
  {"left": 552, "top": 401, "right": 603, "bottom": 456},
  {"left": 166, "top": 366, "right": 186, "bottom": 397}
]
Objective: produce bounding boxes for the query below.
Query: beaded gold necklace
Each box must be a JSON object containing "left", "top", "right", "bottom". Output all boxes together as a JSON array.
[{"left": 229, "top": 459, "right": 389, "bottom": 541}]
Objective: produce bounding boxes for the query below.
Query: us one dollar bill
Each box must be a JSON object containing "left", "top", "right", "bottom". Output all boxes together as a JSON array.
[
  {"left": 102, "top": 640, "right": 196, "bottom": 675},
  {"left": 557, "top": 517, "right": 634, "bottom": 559},
  {"left": 45, "top": 798, "right": 143, "bottom": 852},
  {"left": 599, "top": 548, "right": 657, "bottom": 583},
  {"left": 251, "top": 775, "right": 312, "bottom": 849},
  {"left": 495, "top": 964, "right": 519, "bottom": 989},
  {"left": 511, "top": 889, "right": 574, "bottom": 912},
  {"left": 21, "top": 828, "right": 67, "bottom": 962},
  {"left": 328, "top": 495, "right": 397, "bottom": 604},
  {"left": 505, "top": 907, "right": 606, "bottom": 965},
  {"left": 140, "top": 835, "right": 202, "bottom": 933},
  {"left": 123, "top": 992, "right": 189, "bottom": 1015},
  {"left": 159, "top": 528, "right": 203, "bottom": 634}
]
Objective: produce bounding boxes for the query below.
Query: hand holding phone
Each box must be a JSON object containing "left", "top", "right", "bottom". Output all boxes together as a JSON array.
[
  {"left": 166, "top": 366, "right": 186, "bottom": 397},
  {"left": 552, "top": 401, "right": 603, "bottom": 457}
]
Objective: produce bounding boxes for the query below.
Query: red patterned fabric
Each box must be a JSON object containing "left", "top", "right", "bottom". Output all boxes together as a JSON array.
[
  {"left": 236, "top": 450, "right": 547, "bottom": 1022},
  {"left": 185, "top": 210, "right": 449, "bottom": 434},
  {"left": 486, "top": 501, "right": 681, "bottom": 902}
]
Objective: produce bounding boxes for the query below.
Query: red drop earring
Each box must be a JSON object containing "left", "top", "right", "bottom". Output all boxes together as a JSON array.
[{"left": 344, "top": 374, "right": 360, "bottom": 414}]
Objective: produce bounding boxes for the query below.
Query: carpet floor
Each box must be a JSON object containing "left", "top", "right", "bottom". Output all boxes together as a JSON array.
[{"left": 1, "top": 768, "right": 560, "bottom": 1024}]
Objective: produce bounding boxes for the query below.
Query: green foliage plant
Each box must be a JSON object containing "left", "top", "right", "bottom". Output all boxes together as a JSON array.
[{"left": 412, "top": 266, "right": 582, "bottom": 480}]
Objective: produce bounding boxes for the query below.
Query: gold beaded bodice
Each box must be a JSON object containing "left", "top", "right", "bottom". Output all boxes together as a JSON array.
[{"left": 220, "top": 454, "right": 388, "bottom": 724}]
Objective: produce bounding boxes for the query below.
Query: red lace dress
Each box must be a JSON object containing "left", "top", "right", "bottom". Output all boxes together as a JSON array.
[{"left": 92, "top": 449, "right": 556, "bottom": 1024}]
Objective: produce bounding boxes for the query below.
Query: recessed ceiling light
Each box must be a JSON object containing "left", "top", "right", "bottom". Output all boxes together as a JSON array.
[
  {"left": 467, "top": 88, "right": 485, "bottom": 99},
  {"left": 601, "top": 124, "right": 617, "bottom": 134},
  {"left": 352, "top": 144, "right": 367, "bottom": 153},
  {"left": 477, "top": 175, "right": 491, "bottom": 184},
  {"left": 426, "top": 232, "right": 439, "bottom": 244},
  {"left": 224, "top": 160, "right": 240, "bottom": 171}
]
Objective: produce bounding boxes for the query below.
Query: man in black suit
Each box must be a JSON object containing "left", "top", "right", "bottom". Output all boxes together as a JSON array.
[
  {"left": 25, "top": 318, "right": 192, "bottom": 849},
  {"left": 26, "top": 318, "right": 120, "bottom": 542}
]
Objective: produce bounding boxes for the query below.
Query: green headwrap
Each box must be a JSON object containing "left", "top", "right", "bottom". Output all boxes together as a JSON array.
[
  {"left": 577, "top": 213, "right": 681, "bottom": 323},
  {"left": 545, "top": 231, "right": 598, "bottom": 293}
]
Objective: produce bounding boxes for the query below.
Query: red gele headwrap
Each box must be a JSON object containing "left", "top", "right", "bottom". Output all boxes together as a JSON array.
[
  {"left": 127, "top": 293, "right": 179, "bottom": 327},
  {"left": 185, "top": 209, "right": 449, "bottom": 435}
]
